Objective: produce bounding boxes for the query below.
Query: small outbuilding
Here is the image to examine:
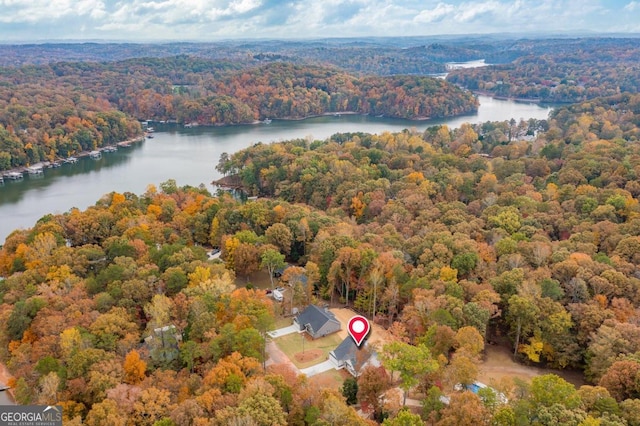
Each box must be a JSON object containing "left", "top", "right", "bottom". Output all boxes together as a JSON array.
[{"left": 293, "top": 305, "right": 341, "bottom": 339}]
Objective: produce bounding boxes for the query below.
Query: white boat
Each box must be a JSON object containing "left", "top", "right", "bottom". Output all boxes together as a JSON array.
[
  {"left": 262, "top": 118, "right": 272, "bottom": 124},
  {"left": 64, "top": 157, "right": 78, "bottom": 164},
  {"left": 102, "top": 146, "right": 118, "bottom": 153},
  {"left": 89, "top": 150, "right": 102, "bottom": 159}
]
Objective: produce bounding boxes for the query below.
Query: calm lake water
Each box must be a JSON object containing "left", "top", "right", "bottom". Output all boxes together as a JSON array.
[{"left": 0, "top": 95, "right": 553, "bottom": 244}]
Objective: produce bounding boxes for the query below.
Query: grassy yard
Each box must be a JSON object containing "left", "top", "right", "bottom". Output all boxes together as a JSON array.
[
  {"left": 234, "top": 269, "right": 274, "bottom": 290},
  {"left": 273, "top": 316, "right": 293, "bottom": 330},
  {"left": 275, "top": 332, "right": 343, "bottom": 369}
]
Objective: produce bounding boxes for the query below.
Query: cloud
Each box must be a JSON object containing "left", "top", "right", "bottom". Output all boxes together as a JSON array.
[
  {"left": 453, "top": 0, "right": 500, "bottom": 22},
  {"left": 414, "top": 2, "right": 455, "bottom": 23},
  {"left": 0, "top": 0, "right": 107, "bottom": 23},
  {"left": 0, "top": 0, "right": 635, "bottom": 41},
  {"left": 624, "top": 1, "right": 639, "bottom": 11}
]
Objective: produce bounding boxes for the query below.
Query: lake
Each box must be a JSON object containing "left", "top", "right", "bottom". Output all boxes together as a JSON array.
[{"left": 0, "top": 95, "right": 553, "bottom": 244}]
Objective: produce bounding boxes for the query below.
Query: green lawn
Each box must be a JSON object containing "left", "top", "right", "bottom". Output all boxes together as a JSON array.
[
  {"left": 274, "top": 332, "right": 343, "bottom": 369},
  {"left": 273, "top": 316, "right": 293, "bottom": 330}
]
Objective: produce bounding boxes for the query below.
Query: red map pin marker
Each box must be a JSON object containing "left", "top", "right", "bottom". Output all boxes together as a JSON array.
[{"left": 348, "top": 315, "right": 370, "bottom": 347}]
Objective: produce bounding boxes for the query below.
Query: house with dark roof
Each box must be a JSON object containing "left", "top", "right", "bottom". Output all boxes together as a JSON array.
[
  {"left": 329, "top": 336, "right": 378, "bottom": 377},
  {"left": 293, "top": 305, "right": 341, "bottom": 339}
]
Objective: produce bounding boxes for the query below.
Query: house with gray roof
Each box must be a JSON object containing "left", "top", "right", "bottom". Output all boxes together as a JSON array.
[
  {"left": 329, "top": 336, "right": 378, "bottom": 377},
  {"left": 293, "top": 305, "right": 341, "bottom": 339}
]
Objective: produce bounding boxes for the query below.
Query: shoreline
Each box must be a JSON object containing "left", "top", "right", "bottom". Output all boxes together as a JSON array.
[
  {"left": 179, "top": 108, "right": 481, "bottom": 128},
  {"left": 471, "top": 90, "right": 572, "bottom": 105},
  {"left": 0, "top": 135, "right": 145, "bottom": 179}
]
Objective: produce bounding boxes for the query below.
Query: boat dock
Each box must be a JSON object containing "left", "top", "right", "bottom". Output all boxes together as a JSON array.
[
  {"left": 26, "top": 166, "right": 44, "bottom": 175},
  {"left": 4, "top": 171, "right": 23, "bottom": 180},
  {"left": 0, "top": 136, "right": 144, "bottom": 183}
]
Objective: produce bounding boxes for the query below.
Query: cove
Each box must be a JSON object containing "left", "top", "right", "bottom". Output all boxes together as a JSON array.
[{"left": 0, "top": 96, "right": 553, "bottom": 244}]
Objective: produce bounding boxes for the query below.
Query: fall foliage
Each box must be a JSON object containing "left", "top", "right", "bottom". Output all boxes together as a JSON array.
[{"left": 1, "top": 41, "right": 640, "bottom": 423}]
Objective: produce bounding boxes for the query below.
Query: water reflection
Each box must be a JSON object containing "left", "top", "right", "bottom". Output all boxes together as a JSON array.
[{"left": 0, "top": 145, "right": 139, "bottom": 206}]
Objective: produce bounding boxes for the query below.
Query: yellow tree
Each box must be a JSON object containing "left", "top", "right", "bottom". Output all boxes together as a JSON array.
[
  {"left": 59, "top": 327, "right": 83, "bottom": 361},
  {"left": 123, "top": 350, "right": 146, "bottom": 385},
  {"left": 222, "top": 236, "right": 240, "bottom": 270}
]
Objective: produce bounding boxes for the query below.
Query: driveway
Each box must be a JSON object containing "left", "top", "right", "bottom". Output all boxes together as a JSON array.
[
  {"left": 300, "top": 359, "right": 335, "bottom": 377},
  {"left": 265, "top": 341, "right": 301, "bottom": 374},
  {"left": 267, "top": 324, "right": 298, "bottom": 338}
]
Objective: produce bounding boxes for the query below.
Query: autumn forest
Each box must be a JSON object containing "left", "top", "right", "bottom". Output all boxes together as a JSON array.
[{"left": 1, "top": 37, "right": 640, "bottom": 425}]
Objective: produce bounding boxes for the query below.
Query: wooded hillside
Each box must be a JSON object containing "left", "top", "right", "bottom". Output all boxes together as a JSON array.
[
  {"left": 447, "top": 41, "right": 640, "bottom": 103},
  {"left": 2, "top": 93, "right": 640, "bottom": 424},
  {"left": 0, "top": 58, "right": 477, "bottom": 170}
]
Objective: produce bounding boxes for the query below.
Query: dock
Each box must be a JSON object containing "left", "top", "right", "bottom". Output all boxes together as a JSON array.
[
  {"left": 64, "top": 157, "right": 78, "bottom": 164},
  {"left": 26, "top": 166, "right": 44, "bottom": 175},
  {"left": 102, "top": 146, "right": 118, "bottom": 153},
  {"left": 89, "top": 150, "right": 102, "bottom": 159},
  {"left": 4, "top": 171, "right": 23, "bottom": 180}
]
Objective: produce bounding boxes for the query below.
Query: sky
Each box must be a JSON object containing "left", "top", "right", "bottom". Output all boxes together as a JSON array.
[{"left": 0, "top": 0, "right": 638, "bottom": 42}]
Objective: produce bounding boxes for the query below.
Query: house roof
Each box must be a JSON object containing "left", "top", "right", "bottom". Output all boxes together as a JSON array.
[
  {"left": 332, "top": 336, "right": 359, "bottom": 362},
  {"left": 296, "top": 305, "right": 339, "bottom": 334},
  {"left": 331, "top": 336, "right": 373, "bottom": 366}
]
